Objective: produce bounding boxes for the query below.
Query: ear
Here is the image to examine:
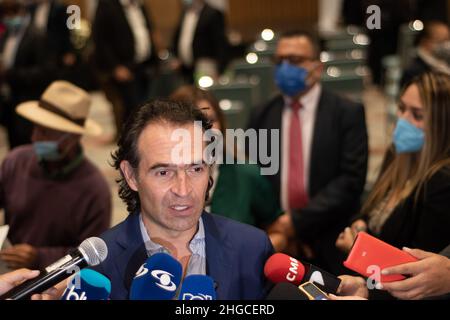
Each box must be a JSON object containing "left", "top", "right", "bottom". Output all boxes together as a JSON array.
[{"left": 120, "top": 160, "right": 139, "bottom": 192}]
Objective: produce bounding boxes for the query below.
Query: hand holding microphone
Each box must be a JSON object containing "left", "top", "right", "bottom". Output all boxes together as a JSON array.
[
  {"left": 0, "top": 237, "right": 108, "bottom": 300},
  {"left": 0, "top": 269, "right": 40, "bottom": 295}
]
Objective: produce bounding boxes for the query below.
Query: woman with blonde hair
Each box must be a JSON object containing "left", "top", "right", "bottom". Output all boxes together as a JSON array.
[{"left": 337, "top": 72, "right": 450, "bottom": 254}]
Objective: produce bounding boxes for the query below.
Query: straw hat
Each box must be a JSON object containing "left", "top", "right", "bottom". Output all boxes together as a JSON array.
[{"left": 16, "top": 81, "right": 102, "bottom": 136}]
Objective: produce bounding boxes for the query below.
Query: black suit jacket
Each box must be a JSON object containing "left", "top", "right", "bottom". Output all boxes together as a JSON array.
[
  {"left": 92, "top": 0, "right": 155, "bottom": 72},
  {"left": 173, "top": 4, "right": 228, "bottom": 74},
  {"left": 0, "top": 25, "right": 56, "bottom": 147},
  {"left": 249, "top": 89, "right": 368, "bottom": 271},
  {"left": 29, "top": 1, "right": 74, "bottom": 60},
  {"left": 1, "top": 30, "right": 53, "bottom": 101}
]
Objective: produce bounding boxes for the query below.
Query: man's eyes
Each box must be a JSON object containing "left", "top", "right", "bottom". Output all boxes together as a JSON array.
[
  {"left": 155, "top": 169, "right": 172, "bottom": 177},
  {"left": 153, "top": 166, "right": 205, "bottom": 177},
  {"left": 189, "top": 165, "right": 205, "bottom": 174}
]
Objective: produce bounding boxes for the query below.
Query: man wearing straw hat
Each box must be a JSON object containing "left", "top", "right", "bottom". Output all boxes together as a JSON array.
[{"left": 0, "top": 81, "right": 111, "bottom": 270}]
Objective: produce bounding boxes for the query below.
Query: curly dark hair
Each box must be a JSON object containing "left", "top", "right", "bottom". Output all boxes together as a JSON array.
[{"left": 111, "top": 99, "right": 212, "bottom": 214}]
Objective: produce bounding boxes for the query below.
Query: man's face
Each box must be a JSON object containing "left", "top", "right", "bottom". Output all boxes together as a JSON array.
[
  {"left": 122, "top": 121, "right": 210, "bottom": 235},
  {"left": 274, "top": 36, "right": 323, "bottom": 93},
  {"left": 31, "top": 124, "right": 80, "bottom": 158},
  {"left": 423, "top": 24, "right": 450, "bottom": 52}
]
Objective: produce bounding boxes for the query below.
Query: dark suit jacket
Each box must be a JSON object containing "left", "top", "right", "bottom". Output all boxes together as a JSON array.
[
  {"left": 0, "top": 25, "right": 56, "bottom": 147},
  {"left": 29, "top": 0, "right": 74, "bottom": 61},
  {"left": 1, "top": 28, "right": 54, "bottom": 100},
  {"left": 93, "top": 212, "right": 274, "bottom": 300},
  {"left": 92, "top": 0, "right": 156, "bottom": 72},
  {"left": 173, "top": 4, "right": 228, "bottom": 74},
  {"left": 249, "top": 89, "right": 368, "bottom": 272}
]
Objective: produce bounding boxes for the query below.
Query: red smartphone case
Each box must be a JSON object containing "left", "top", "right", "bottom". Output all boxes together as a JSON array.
[{"left": 343, "top": 232, "right": 418, "bottom": 282}]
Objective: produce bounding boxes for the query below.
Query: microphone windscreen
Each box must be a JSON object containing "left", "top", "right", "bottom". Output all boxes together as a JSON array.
[
  {"left": 264, "top": 253, "right": 306, "bottom": 286},
  {"left": 129, "top": 253, "right": 182, "bottom": 300},
  {"left": 266, "top": 283, "right": 308, "bottom": 300},
  {"left": 78, "top": 237, "right": 108, "bottom": 266},
  {"left": 61, "top": 268, "right": 111, "bottom": 300},
  {"left": 179, "top": 275, "right": 216, "bottom": 300}
]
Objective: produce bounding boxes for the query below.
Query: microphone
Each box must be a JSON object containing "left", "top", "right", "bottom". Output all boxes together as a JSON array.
[
  {"left": 264, "top": 253, "right": 341, "bottom": 294},
  {"left": 61, "top": 268, "right": 111, "bottom": 300},
  {"left": 0, "top": 237, "right": 108, "bottom": 300},
  {"left": 264, "top": 253, "right": 306, "bottom": 286},
  {"left": 266, "top": 283, "right": 308, "bottom": 300},
  {"left": 302, "top": 262, "right": 341, "bottom": 294},
  {"left": 129, "top": 252, "right": 182, "bottom": 300},
  {"left": 178, "top": 275, "right": 216, "bottom": 300}
]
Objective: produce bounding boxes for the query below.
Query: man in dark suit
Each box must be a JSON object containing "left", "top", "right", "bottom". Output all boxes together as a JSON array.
[
  {"left": 92, "top": 99, "right": 273, "bottom": 299},
  {"left": 0, "top": 0, "right": 56, "bottom": 148},
  {"left": 171, "top": 0, "right": 228, "bottom": 83},
  {"left": 29, "top": 0, "right": 76, "bottom": 69},
  {"left": 249, "top": 30, "right": 368, "bottom": 274},
  {"left": 92, "top": 0, "right": 159, "bottom": 138}
]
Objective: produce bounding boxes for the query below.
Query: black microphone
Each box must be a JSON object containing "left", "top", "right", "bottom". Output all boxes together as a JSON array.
[
  {"left": 0, "top": 237, "right": 108, "bottom": 300},
  {"left": 302, "top": 262, "right": 341, "bottom": 294},
  {"left": 264, "top": 253, "right": 341, "bottom": 295},
  {"left": 266, "top": 283, "right": 308, "bottom": 300}
]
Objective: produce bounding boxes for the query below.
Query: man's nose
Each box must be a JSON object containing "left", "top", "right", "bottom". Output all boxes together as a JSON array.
[{"left": 171, "top": 171, "right": 191, "bottom": 197}]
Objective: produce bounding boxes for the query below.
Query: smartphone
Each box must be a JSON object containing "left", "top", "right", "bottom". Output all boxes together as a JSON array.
[
  {"left": 343, "top": 232, "right": 418, "bottom": 282},
  {"left": 298, "top": 282, "right": 329, "bottom": 300}
]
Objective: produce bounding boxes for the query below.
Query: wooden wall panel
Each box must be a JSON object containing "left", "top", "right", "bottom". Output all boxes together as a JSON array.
[{"left": 228, "top": 0, "right": 318, "bottom": 42}]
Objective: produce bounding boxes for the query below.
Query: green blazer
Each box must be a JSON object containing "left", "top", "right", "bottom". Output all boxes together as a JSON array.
[{"left": 210, "top": 163, "right": 283, "bottom": 227}]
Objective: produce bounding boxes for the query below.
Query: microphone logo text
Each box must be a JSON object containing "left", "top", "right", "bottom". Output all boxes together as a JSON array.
[
  {"left": 151, "top": 270, "right": 177, "bottom": 292},
  {"left": 182, "top": 293, "right": 214, "bottom": 300},
  {"left": 286, "top": 257, "right": 300, "bottom": 282}
]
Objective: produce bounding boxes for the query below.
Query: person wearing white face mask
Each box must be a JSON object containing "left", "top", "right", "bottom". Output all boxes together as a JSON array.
[
  {"left": 0, "top": 81, "right": 111, "bottom": 271},
  {"left": 336, "top": 72, "right": 450, "bottom": 272},
  {"left": 401, "top": 21, "right": 450, "bottom": 87}
]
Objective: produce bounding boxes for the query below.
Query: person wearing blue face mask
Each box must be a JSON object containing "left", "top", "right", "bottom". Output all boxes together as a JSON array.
[
  {"left": 0, "top": 81, "right": 111, "bottom": 271},
  {"left": 336, "top": 73, "right": 450, "bottom": 292},
  {"left": 248, "top": 30, "right": 369, "bottom": 275}
]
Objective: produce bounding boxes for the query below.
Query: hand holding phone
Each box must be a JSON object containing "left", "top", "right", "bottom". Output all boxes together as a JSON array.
[{"left": 343, "top": 232, "right": 418, "bottom": 282}]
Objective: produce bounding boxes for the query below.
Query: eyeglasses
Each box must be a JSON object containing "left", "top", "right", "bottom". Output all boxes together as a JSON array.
[{"left": 271, "top": 55, "right": 316, "bottom": 66}]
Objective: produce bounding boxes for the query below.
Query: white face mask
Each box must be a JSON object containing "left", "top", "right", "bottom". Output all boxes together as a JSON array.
[{"left": 432, "top": 40, "right": 450, "bottom": 64}]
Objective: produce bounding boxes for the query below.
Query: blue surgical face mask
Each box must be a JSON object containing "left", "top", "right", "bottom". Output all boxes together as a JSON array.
[
  {"left": 33, "top": 141, "right": 63, "bottom": 161},
  {"left": 182, "top": 0, "right": 193, "bottom": 7},
  {"left": 393, "top": 118, "right": 425, "bottom": 154},
  {"left": 274, "top": 61, "right": 308, "bottom": 97}
]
